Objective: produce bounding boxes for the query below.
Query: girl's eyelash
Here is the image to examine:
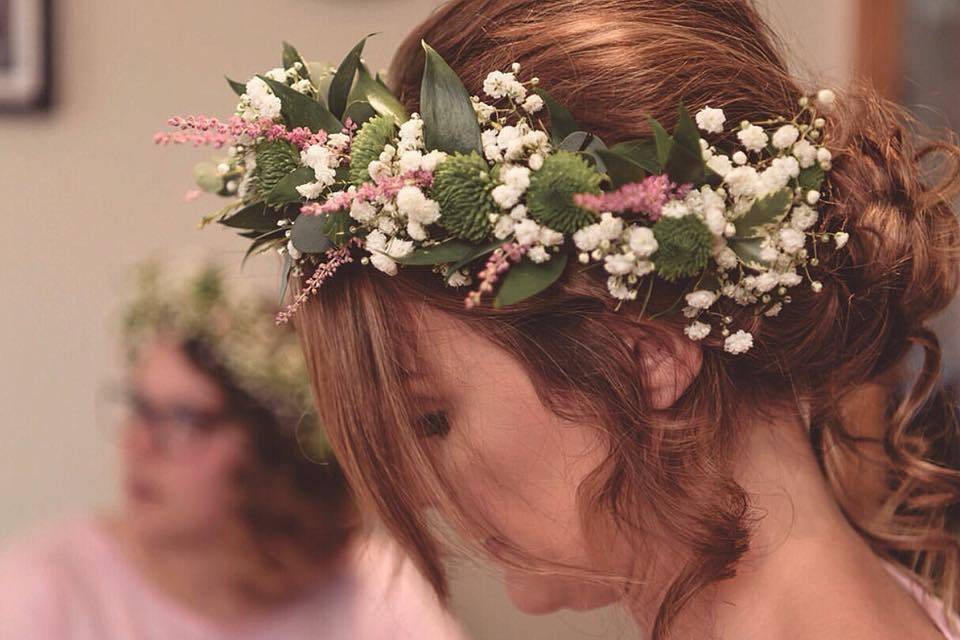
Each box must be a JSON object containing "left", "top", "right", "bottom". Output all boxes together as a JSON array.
[{"left": 415, "top": 411, "right": 451, "bottom": 438}]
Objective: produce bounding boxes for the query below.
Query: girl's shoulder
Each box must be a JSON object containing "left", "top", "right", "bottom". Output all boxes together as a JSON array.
[{"left": 884, "top": 561, "right": 960, "bottom": 640}]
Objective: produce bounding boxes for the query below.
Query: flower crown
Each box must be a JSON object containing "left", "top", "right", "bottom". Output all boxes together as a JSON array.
[
  {"left": 156, "top": 37, "right": 846, "bottom": 355},
  {"left": 122, "top": 258, "right": 328, "bottom": 455}
]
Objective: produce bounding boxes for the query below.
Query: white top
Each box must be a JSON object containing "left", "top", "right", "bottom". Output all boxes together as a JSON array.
[{"left": 0, "top": 517, "right": 467, "bottom": 640}]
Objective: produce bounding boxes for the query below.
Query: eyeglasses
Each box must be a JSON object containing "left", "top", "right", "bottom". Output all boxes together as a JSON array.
[{"left": 97, "top": 383, "right": 236, "bottom": 453}]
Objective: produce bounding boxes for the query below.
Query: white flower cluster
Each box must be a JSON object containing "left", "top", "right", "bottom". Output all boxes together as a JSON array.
[
  {"left": 573, "top": 214, "right": 658, "bottom": 300},
  {"left": 238, "top": 62, "right": 314, "bottom": 122},
  {"left": 349, "top": 113, "right": 448, "bottom": 275}
]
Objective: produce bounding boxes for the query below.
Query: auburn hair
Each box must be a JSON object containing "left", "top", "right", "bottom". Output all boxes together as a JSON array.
[{"left": 293, "top": 1, "right": 960, "bottom": 637}]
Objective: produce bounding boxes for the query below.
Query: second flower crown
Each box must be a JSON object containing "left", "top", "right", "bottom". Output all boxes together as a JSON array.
[{"left": 156, "top": 36, "right": 846, "bottom": 355}]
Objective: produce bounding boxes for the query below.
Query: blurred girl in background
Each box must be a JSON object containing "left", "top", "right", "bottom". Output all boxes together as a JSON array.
[{"left": 0, "top": 260, "right": 467, "bottom": 640}]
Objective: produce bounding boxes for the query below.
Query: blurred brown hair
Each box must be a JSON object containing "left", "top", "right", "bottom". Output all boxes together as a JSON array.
[{"left": 294, "top": 0, "right": 960, "bottom": 637}]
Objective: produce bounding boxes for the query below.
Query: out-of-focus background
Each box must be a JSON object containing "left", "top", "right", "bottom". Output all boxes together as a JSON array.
[{"left": 0, "top": 1, "right": 956, "bottom": 638}]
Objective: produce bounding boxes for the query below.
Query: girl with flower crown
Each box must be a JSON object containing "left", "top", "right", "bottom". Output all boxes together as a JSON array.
[
  {"left": 159, "top": 0, "right": 960, "bottom": 637},
  {"left": 0, "top": 261, "right": 467, "bottom": 640}
]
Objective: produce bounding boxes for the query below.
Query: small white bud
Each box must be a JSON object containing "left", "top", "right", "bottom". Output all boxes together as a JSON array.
[
  {"left": 817, "top": 89, "right": 836, "bottom": 106},
  {"left": 806, "top": 190, "right": 821, "bottom": 205}
]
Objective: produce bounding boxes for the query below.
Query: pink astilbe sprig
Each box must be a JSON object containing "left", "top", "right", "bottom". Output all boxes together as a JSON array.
[
  {"left": 154, "top": 115, "right": 337, "bottom": 150},
  {"left": 464, "top": 242, "right": 528, "bottom": 309},
  {"left": 275, "top": 241, "right": 358, "bottom": 324},
  {"left": 574, "top": 174, "right": 691, "bottom": 221},
  {"left": 300, "top": 170, "right": 436, "bottom": 216}
]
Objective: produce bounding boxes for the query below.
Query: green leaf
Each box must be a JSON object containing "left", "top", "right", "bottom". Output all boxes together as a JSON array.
[
  {"left": 342, "top": 100, "right": 376, "bottom": 127},
  {"left": 663, "top": 104, "right": 706, "bottom": 184},
  {"left": 532, "top": 87, "right": 579, "bottom": 145},
  {"left": 290, "top": 214, "right": 333, "bottom": 254},
  {"left": 258, "top": 75, "right": 343, "bottom": 133},
  {"left": 219, "top": 202, "right": 284, "bottom": 231},
  {"left": 263, "top": 166, "right": 315, "bottom": 208},
  {"left": 494, "top": 253, "right": 568, "bottom": 308},
  {"left": 445, "top": 239, "right": 503, "bottom": 279},
  {"left": 798, "top": 165, "right": 824, "bottom": 191},
  {"left": 328, "top": 35, "right": 375, "bottom": 120},
  {"left": 323, "top": 210, "right": 353, "bottom": 246},
  {"left": 282, "top": 42, "right": 311, "bottom": 81},
  {"left": 608, "top": 139, "right": 662, "bottom": 173},
  {"left": 728, "top": 237, "right": 772, "bottom": 270},
  {"left": 647, "top": 117, "right": 673, "bottom": 167},
  {"left": 734, "top": 188, "right": 793, "bottom": 238},
  {"left": 595, "top": 148, "right": 648, "bottom": 188},
  {"left": 347, "top": 63, "right": 408, "bottom": 125},
  {"left": 420, "top": 41, "right": 482, "bottom": 155},
  {"left": 226, "top": 76, "right": 247, "bottom": 96},
  {"left": 394, "top": 239, "right": 475, "bottom": 266},
  {"left": 306, "top": 61, "right": 335, "bottom": 105},
  {"left": 278, "top": 251, "right": 293, "bottom": 305}
]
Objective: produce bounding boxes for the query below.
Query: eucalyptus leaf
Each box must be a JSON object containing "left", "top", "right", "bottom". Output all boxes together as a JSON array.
[
  {"left": 258, "top": 75, "right": 342, "bottom": 133},
  {"left": 263, "top": 166, "right": 316, "bottom": 208},
  {"left": 532, "top": 87, "right": 579, "bottom": 145},
  {"left": 420, "top": 41, "right": 482, "bottom": 155},
  {"left": 728, "top": 237, "right": 772, "bottom": 270},
  {"left": 494, "top": 253, "right": 568, "bottom": 308},
  {"left": 282, "top": 42, "right": 311, "bottom": 81},
  {"left": 647, "top": 117, "right": 673, "bottom": 167},
  {"left": 342, "top": 100, "right": 376, "bottom": 127},
  {"left": 290, "top": 214, "right": 333, "bottom": 254},
  {"left": 219, "top": 202, "right": 284, "bottom": 231},
  {"left": 347, "top": 63, "right": 408, "bottom": 124},
  {"left": 734, "top": 188, "right": 792, "bottom": 238},
  {"left": 328, "top": 34, "right": 375, "bottom": 120},
  {"left": 394, "top": 239, "right": 475, "bottom": 266},
  {"left": 278, "top": 251, "right": 293, "bottom": 305},
  {"left": 226, "top": 76, "right": 247, "bottom": 97},
  {"left": 663, "top": 104, "right": 706, "bottom": 185}
]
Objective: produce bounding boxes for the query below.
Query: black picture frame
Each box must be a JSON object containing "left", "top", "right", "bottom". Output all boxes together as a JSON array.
[{"left": 0, "top": 0, "right": 51, "bottom": 111}]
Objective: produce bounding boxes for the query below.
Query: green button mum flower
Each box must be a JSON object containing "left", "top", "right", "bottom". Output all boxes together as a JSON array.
[
  {"left": 254, "top": 139, "right": 300, "bottom": 195},
  {"left": 433, "top": 151, "right": 498, "bottom": 242},
  {"left": 652, "top": 215, "right": 712, "bottom": 281},
  {"left": 349, "top": 114, "right": 397, "bottom": 185},
  {"left": 526, "top": 151, "right": 602, "bottom": 233}
]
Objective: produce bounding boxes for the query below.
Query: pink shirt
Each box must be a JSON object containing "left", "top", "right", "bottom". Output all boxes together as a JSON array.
[
  {"left": 0, "top": 518, "right": 467, "bottom": 640},
  {"left": 885, "top": 561, "right": 960, "bottom": 640}
]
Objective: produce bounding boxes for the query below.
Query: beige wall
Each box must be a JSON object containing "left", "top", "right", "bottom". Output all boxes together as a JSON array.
[{"left": 0, "top": 1, "right": 856, "bottom": 638}]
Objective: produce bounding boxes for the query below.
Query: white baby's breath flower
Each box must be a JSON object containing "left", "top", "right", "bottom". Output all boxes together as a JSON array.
[
  {"left": 473, "top": 100, "right": 497, "bottom": 122},
  {"left": 737, "top": 125, "right": 769, "bottom": 153},
  {"left": 764, "top": 303, "right": 783, "bottom": 317},
  {"left": 492, "top": 184, "right": 522, "bottom": 209},
  {"left": 716, "top": 246, "right": 739, "bottom": 270},
  {"left": 521, "top": 93, "right": 545, "bottom": 114},
  {"left": 660, "top": 200, "right": 690, "bottom": 219},
  {"left": 446, "top": 270, "right": 472, "bottom": 288},
  {"left": 772, "top": 125, "right": 800, "bottom": 150},
  {"left": 598, "top": 212, "right": 624, "bottom": 241},
  {"left": 527, "top": 246, "right": 551, "bottom": 263},
  {"left": 264, "top": 67, "right": 287, "bottom": 82},
  {"left": 706, "top": 154, "right": 734, "bottom": 178},
  {"left": 695, "top": 107, "right": 726, "bottom": 134},
  {"left": 509, "top": 204, "right": 528, "bottom": 221},
  {"left": 539, "top": 227, "right": 564, "bottom": 247},
  {"left": 792, "top": 139, "right": 817, "bottom": 168},
  {"left": 296, "top": 181, "right": 326, "bottom": 199},
  {"left": 806, "top": 190, "right": 821, "bottom": 205},
  {"left": 514, "top": 218, "right": 541, "bottom": 246},
  {"left": 604, "top": 253, "right": 635, "bottom": 276},
  {"left": 817, "top": 89, "right": 836, "bottom": 107},
  {"left": 724, "top": 330, "right": 754, "bottom": 355},
  {"left": 732, "top": 151, "right": 748, "bottom": 165},
  {"left": 779, "top": 227, "right": 806, "bottom": 254},
  {"left": 407, "top": 221, "right": 427, "bottom": 241},
  {"left": 627, "top": 226, "right": 658, "bottom": 257},
  {"left": 753, "top": 271, "right": 780, "bottom": 293},
  {"left": 705, "top": 207, "right": 727, "bottom": 237},
  {"left": 684, "top": 321, "right": 712, "bottom": 341},
  {"left": 349, "top": 198, "right": 377, "bottom": 223},
  {"left": 500, "top": 165, "right": 531, "bottom": 191},
  {"left": 834, "top": 231, "right": 849, "bottom": 248},
  {"left": 528, "top": 153, "right": 544, "bottom": 170},
  {"left": 779, "top": 270, "right": 802, "bottom": 286},
  {"left": 398, "top": 150, "right": 424, "bottom": 174},
  {"left": 724, "top": 166, "right": 761, "bottom": 198},
  {"left": 483, "top": 70, "right": 526, "bottom": 100},
  {"left": 685, "top": 289, "right": 718, "bottom": 309},
  {"left": 493, "top": 216, "right": 516, "bottom": 240},
  {"left": 811, "top": 280, "right": 824, "bottom": 293},
  {"left": 790, "top": 204, "right": 818, "bottom": 231},
  {"left": 421, "top": 150, "right": 448, "bottom": 173},
  {"left": 817, "top": 147, "right": 832, "bottom": 165},
  {"left": 573, "top": 224, "right": 603, "bottom": 252},
  {"left": 286, "top": 240, "right": 301, "bottom": 261},
  {"left": 607, "top": 277, "right": 635, "bottom": 301},
  {"left": 244, "top": 77, "right": 282, "bottom": 121}
]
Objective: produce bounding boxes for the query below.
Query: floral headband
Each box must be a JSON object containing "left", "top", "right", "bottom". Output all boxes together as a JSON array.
[
  {"left": 156, "top": 37, "right": 845, "bottom": 355},
  {"left": 122, "top": 259, "right": 327, "bottom": 455}
]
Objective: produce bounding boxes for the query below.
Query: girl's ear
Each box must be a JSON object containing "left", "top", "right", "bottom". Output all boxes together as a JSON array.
[{"left": 632, "top": 327, "right": 703, "bottom": 410}]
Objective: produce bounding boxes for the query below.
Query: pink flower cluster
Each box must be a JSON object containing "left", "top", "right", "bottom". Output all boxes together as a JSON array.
[
  {"left": 464, "top": 242, "right": 528, "bottom": 309},
  {"left": 153, "top": 115, "right": 331, "bottom": 150},
  {"left": 573, "top": 174, "right": 690, "bottom": 220},
  {"left": 299, "top": 170, "right": 436, "bottom": 216},
  {"left": 275, "top": 241, "right": 358, "bottom": 324}
]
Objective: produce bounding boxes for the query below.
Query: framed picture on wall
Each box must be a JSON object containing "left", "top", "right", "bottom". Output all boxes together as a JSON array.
[{"left": 0, "top": 0, "right": 51, "bottom": 111}]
